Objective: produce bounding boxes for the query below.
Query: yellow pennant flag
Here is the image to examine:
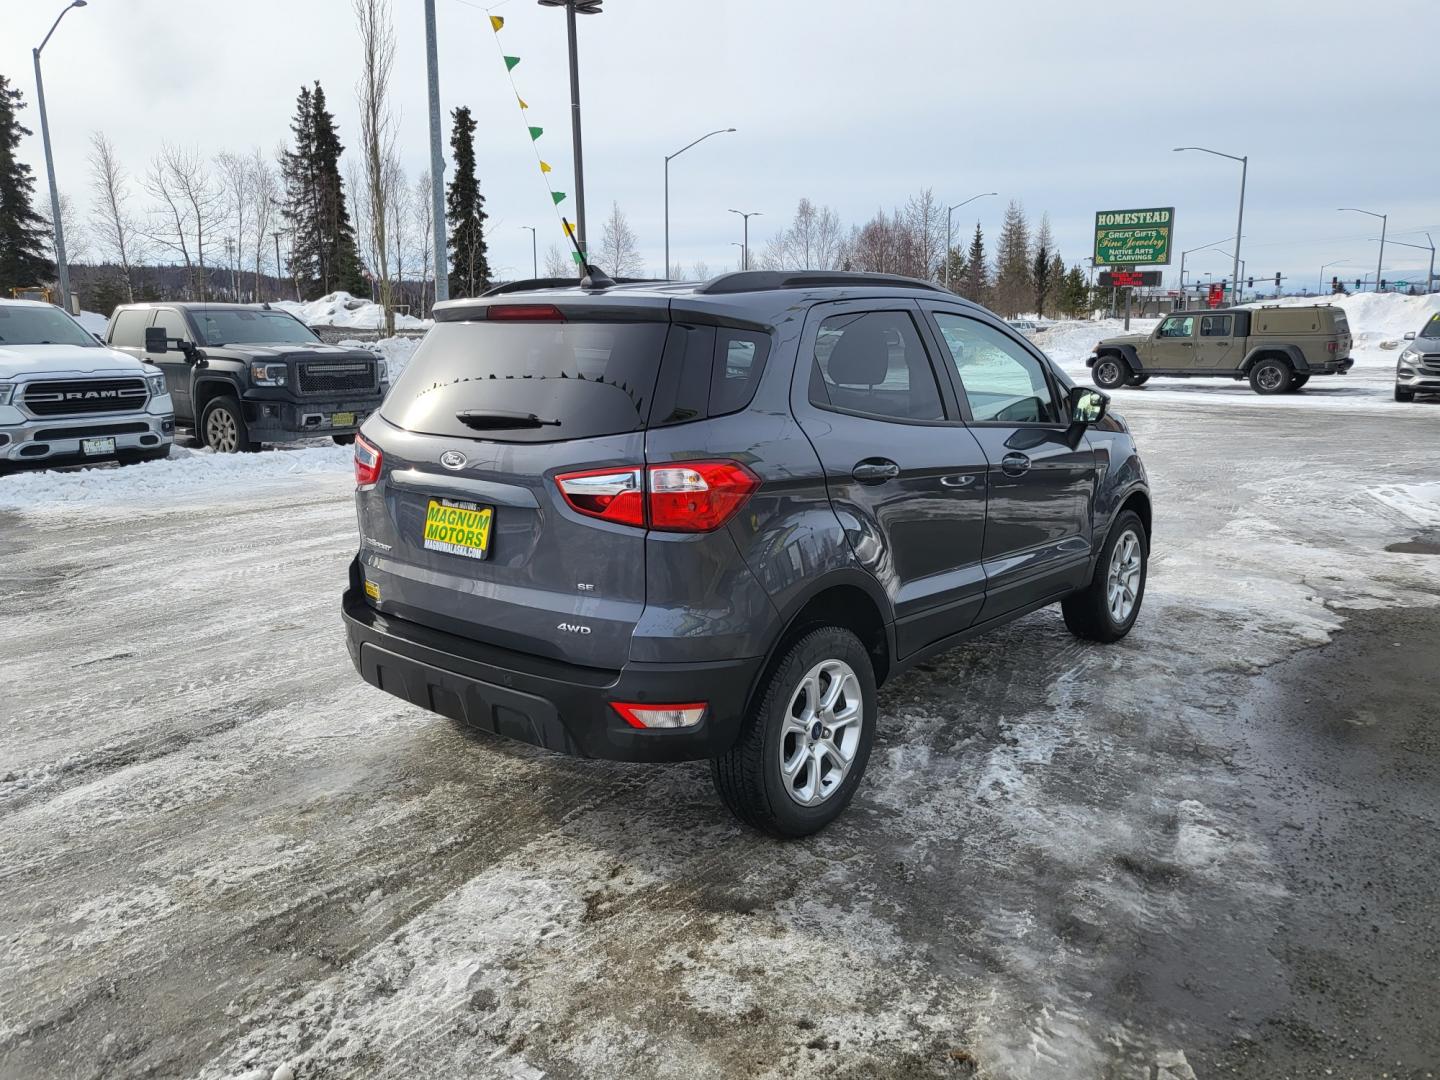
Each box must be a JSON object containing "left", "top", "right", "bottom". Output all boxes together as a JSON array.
[
  {"left": 539, "top": 160, "right": 552, "bottom": 174},
  {"left": 562, "top": 221, "right": 576, "bottom": 237},
  {"left": 490, "top": 15, "right": 504, "bottom": 31},
  {"left": 517, "top": 96, "right": 529, "bottom": 109}
]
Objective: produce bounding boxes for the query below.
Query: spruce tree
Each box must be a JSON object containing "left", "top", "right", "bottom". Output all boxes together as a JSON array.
[
  {"left": 446, "top": 106, "right": 490, "bottom": 296},
  {"left": 993, "top": 200, "right": 1032, "bottom": 316},
  {"left": 280, "top": 82, "right": 367, "bottom": 299},
  {"left": 0, "top": 76, "right": 55, "bottom": 290},
  {"left": 960, "top": 222, "right": 989, "bottom": 306},
  {"left": 280, "top": 85, "right": 319, "bottom": 294}
]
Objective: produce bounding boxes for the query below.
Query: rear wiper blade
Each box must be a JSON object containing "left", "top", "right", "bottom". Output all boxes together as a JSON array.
[{"left": 454, "top": 409, "right": 561, "bottom": 430}]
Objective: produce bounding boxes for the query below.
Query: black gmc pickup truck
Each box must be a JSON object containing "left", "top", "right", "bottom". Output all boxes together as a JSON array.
[{"left": 105, "top": 302, "right": 389, "bottom": 452}]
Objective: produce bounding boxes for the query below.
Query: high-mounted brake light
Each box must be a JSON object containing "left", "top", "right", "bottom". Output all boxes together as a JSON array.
[
  {"left": 354, "top": 434, "right": 382, "bottom": 487},
  {"left": 555, "top": 460, "right": 759, "bottom": 532},
  {"left": 611, "top": 702, "right": 707, "bottom": 729},
  {"left": 487, "top": 304, "right": 565, "bottom": 322},
  {"left": 555, "top": 467, "right": 645, "bottom": 526}
]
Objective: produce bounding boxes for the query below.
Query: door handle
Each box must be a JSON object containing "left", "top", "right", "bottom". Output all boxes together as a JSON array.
[
  {"left": 1000, "top": 452, "right": 1031, "bottom": 476},
  {"left": 1180, "top": 341, "right": 1194, "bottom": 347},
  {"left": 851, "top": 459, "right": 900, "bottom": 484}
]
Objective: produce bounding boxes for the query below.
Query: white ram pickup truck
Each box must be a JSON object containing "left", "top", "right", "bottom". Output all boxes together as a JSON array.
[{"left": 0, "top": 299, "right": 174, "bottom": 473}]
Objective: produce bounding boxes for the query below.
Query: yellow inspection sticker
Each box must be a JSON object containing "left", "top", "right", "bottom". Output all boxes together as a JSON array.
[{"left": 422, "top": 499, "right": 493, "bottom": 560}]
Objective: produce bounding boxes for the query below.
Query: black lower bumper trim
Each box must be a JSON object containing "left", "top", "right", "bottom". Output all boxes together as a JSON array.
[{"left": 341, "top": 566, "right": 761, "bottom": 762}]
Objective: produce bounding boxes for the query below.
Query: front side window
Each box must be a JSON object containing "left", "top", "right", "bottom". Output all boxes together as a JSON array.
[
  {"left": 0, "top": 304, "right": 98, "bottom": 347},
  {"left": 931, "top": 313, "right": 1061, "bottom": 424},
  {"left": 1158, "top": 316, "right": 1195, "bottom": 338},
  {"left": 195, "top": 309, "right": 320, "bottom": 346},
  {"left": 809, "top": 311, "right": 943, "bottom": 421},
  {"left": 1200, "top": 315, "right": 1232, "bottom": 337}
]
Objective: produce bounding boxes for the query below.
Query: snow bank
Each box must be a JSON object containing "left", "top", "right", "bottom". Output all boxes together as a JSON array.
[
  {"left": 1370, "top": 482, "right": 1440, "bottom": 529},
  {"left": 0, "top": 443, "right": 351, "bottom": 516},
  {"left": 273, "top": 292, "right": 428, "bottom": 331},
  {"left": 337, "top": 335, "right": 422, "bottom": 381}
]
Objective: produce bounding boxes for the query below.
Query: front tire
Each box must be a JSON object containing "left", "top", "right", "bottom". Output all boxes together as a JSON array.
[
  {"left": 1249, "top": 358, "right": 1291, "bottom": 395},
  {"left": 711, "top": 626, "right": 876, "bottom": 839},
  {"left": 1062, "top": 510, "right": 1148, "bottom": 642},
  {"left": 116, "top": 446, "right": 172, "bottom": 466},
  {"left": 1395, "top": 386, "right": 1415, "bottom": 403},
  {"left": 1093, "top": 356, "right": 1129, "bottom": 390},
  {"left": 201, "top": 396, "right": 256, "bottom": 453}
]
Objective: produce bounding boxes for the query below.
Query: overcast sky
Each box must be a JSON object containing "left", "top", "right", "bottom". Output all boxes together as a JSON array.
[{"left": 5, "top": 0, "right": 1438, "bottom": 292}]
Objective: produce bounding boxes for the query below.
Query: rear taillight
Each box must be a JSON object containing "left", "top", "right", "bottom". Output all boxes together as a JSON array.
[
  {"left": 647, "top": 461, "right": 759, "bottom": 531},
  {"left": 1327, "top": 340, "right": 1338, "bottom": 352},
  {"left": 487, "top": 303, "right": 565, "bottom": 322},
  {"left": 354, "top": 434, "right": 382, "bottom": 487},
  {"left": 554, "top": 459, "right": 759, "bottom": 533},
  {"left": 555, "top": 467, "right": 645, "bottom": 526},
  {"left": 611, "top": 701, "right": 707, "bottom": 729}
]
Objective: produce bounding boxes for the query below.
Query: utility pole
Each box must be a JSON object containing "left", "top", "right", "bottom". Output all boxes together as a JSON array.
[
  {"left": 521, "top": 225, "right": 537, "bottom": 278},
  {"left": 33, "top": 1, "right": 88, "bottom": 312},
  {"left": 225, "top": 236, "right": 239, "bottom": 299},
  {"left": 539, "top": 1, "right": 603, "bottom": 272},
  {"left": 1381, "top": 234, "right": 1436, "bottom": 296},
  {"left": 1175, "top": 147, "right": 1246, "bottom": 307},
  {"left": 424, "top": 0, "right": 450, "bottom": 303}
]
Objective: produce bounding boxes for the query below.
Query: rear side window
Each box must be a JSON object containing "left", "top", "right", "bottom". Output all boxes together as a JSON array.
[
  {"left": 110, "top": 309, "right": 152, "bottom": 349},
  {"left": 710, "top": 329, "right": 770, "bottom": 416},
  {"left": 381, "top": 320, "right": 670, "bottom": 442},
  {"left": 808, "top": 311, "right": 944, "bottom": 421},
  {"left": 1200, "top": 315, "right": 1232, "bottom": 337}
]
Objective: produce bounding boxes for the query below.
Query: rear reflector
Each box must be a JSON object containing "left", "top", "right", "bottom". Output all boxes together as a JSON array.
[
  {"left": 612, "top": 702, "right": 707, "bottom": 729},
  {"left": 354, "top": 434, "right": 382, "bottom": 487},
  {"left": 487, "top": 303, "right": 565, "bottom": 322},
  {"left": 555, "top": 460, "right": 758, "bottom": 532}
]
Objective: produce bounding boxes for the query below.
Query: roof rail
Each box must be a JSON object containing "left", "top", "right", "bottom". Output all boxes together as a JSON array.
[
  {"left": 481, "top": 275, "right": 671, "bottom": 297},
  {"left": 694, "top": 270, "right": 951, "bottom": 296}
]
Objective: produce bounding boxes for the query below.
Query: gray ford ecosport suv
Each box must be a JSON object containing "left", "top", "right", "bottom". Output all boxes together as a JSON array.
[{"left": 342, "top": 270, "right": 1152, "bottom": 837}]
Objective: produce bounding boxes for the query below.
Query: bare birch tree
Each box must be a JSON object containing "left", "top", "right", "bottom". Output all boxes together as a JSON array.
[
  {"left": 411, "top": 169, "right": 433, "bottom": 316},
  {"left": 354, "top": 0, "right": 397, "bottom": 335},
  {"left": 216, "top": 151, "right": 254, "bottom": 299},
  {"left": 87, "top": 132, "right": 141, "bottom": 302},
  {"left": 543, "top": 242, "right": 570, "bottom": 278},
  {"left": 598, "top": 202, "right": 642, "bottom": 277},
  {"left": 249, "top": 149, "right": 280, "bottom": 301},
  {"left": 40, "top": 190, "right": 88, "bottom": 267},
  {"left": 144, "top": 144, "right": 223, "bottom": 300}
]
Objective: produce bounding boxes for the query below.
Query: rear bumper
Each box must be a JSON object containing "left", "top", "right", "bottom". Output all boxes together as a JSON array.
[
  {"left": 241, "top": 392, "right": 386, "bottom": 442},
  {"left": 341, "top": 562, "right": 761, "bottom": 762},
  {"left": 1306, "top": 357, "right": 1353, "bottom": 374}
]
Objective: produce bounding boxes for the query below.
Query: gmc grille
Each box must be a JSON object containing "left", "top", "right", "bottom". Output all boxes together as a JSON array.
[
  {"left": 23, "top": 378, "right": 148, "bottom": 416},
  {"left": 296, "top": 360, "right": 375, "bottom": 396}
]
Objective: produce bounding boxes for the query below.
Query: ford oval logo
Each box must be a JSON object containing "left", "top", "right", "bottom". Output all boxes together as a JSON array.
[{"left": 439, "top": 450, "right": 467, "bottom": 471}]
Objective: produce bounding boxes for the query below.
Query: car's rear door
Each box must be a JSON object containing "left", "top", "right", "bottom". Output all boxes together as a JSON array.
[
  {"left": 355, "top": 304, "right": 670, "bottom": 671},
  {"left": 918, "top": 304, "right": 1094, "bottom": 621},
  {"left": 792, "top": 299, "right": 990, "bottom": 657},
  {"left": 1195, "top": 312, "right": 1236, "bottom": 371}
]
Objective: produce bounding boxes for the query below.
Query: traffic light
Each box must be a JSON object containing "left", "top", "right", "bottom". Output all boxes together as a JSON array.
[
  {"left": 1274, "top": 273, "right": 1282, "bottom": 289},
  {"left": 1331, "top": 276, "right": 1339, "bottom": 292},
  {"left": 1356, "top": 279, "right": 1362, "bottom": 289},
  {"left": 1247, "top": 277, "right": 1254, "bottom": 289},
  {"left": 1380, "top": 279, "right": 1387, "bottom": 290}
]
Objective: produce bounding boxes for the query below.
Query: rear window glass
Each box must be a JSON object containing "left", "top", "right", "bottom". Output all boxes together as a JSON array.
[
  {"left": 1333, "top": 310, "right": 1350, "bottom": 333},
  {"left": 382, "top": 320, "right": 670, "bottom": 442},
  {"left": 711, "top": 329, "right": 770, "bottom": 416}
]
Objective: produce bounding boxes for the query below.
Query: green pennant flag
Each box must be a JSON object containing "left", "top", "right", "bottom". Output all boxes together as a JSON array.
[
  {"left": 528, "top": 126, "right": 543, "bottom": 140},
  {"left": 572, "top": 250, "right": 584, "bottom": 265},
  {"left": 504, "top": 55, "right": 521, "bottom": 71},
  {"left": 551, "top": 191, "right": 566, "bottom": 204}
]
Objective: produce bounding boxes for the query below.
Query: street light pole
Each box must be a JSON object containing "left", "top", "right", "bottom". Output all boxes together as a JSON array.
[
  {"left": 1318, "top": 259, "right": 1351, "bottom": 297},
  {"left": 424, "top": 0, "right": 449, "bottom": 304},
  {"left": 33, "top": 0, "right": 87, "bottom": 312},
  {"left": 1338, "top": 207, "right": 1387, "bottom": 292},
  {"left": 944, "top": 192, "right": 997, "bottom": 289},
  {"left": 1179, "top": 236, "right": 1237, "bottom": 296},
  {"left": 538, "top": 0, "right": 603, "bottom": 272},
  {"left": 521, "top": 225, "right": 537, "bottom": 278},
  {"left": 663, "top": 127, "right": 735, "bottom": 279},
  {"left": 1377, "top": 235, "right": 1436, "bottom": 295},
  {"left": 727, "top": 209, "right": 761, "bottom": 271},
  {"left": 1175, "top": 147, "right": 1246, "bottom": 305}
]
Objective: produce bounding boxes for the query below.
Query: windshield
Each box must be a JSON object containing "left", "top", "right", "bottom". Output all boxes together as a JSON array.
[
  {"left": 1419, "top": 313, "right": 1440, "bottom": 340},
  {"left": 193, "top": 309, "right": 321, "bottom": 346},
  {"left": 0, "top": 304, "right": 99, "bottom": 347}
]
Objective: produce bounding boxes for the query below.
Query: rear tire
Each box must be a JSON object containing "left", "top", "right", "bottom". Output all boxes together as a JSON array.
[
  {"left": 1288, "top": 373, "right": 1310, "bottom": 391},
  {"left": 1395, "top": 386, "right": 1415, "bottom": 403},
  {"left": 116, "top": 446, "right": 172, "bottom": 466},
  {"left": 201, "top": 396, "right": 256, "bottom": 453},
  {"left": 1125, "top": 374, "right": 1150, "bottom": 387},
  {"left": 1092, "top": 356, "right": 1129, "bottom": 390},
  {"left": 1249, "top": 358, "right": 1292, "bottom": 395},
  {"left": 711, "top": 626, "right": 876, "bottom": 839},
  {"left": 1062, "top": 510, "right": 1148, "bottom": 643},
  {"left": 332, "top": 434, "right": 356, "bottom": 445}
]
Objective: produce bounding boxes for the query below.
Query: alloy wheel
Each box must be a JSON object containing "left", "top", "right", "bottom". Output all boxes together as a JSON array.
[
  {"left": 778, "top": 659, "right": 863, "bottom": 807},
  {"left": 206, "top": 408, "right": 239, "bottom": 453},
  {"left": 1106, "top": 529, "right": 1143, "bottom": 624}
]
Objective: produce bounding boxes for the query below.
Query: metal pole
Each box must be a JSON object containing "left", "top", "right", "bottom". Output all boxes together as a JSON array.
[
  {"left": 742, "top": 215, "right": 749, "bottom": 271},
  {"left": 566, "top": 2, "right": 587, "bottom": 269},
  {"left": 663, "top": 157, "right": 669, "bottom": 278},
  {"left": 272, "top": 232, "right": 283, "bottom": 300},
  {"left": 1428, "top": 234, "right": 1436, "bottom": 295},
  {"left": 1376, "top": 214, "right": 1387, "bottom": 292},
  {"left": 32, "top": 48, "right": 70, "bottom": 310},
  {"left": 944, "top": 206, "right": 953, "bottom": 289},
  {"left": 424, "top": 0, "right": 449, "bottom": 303},
  {"left": 1232, "top": 156, "right": 1246, "bottom": 306},
  {"left": 521, "top": 225, "right": 537, "bottom": 277}
]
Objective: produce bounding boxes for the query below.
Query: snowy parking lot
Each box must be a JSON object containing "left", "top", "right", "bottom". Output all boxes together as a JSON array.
[{"left": 2, "top": 296, "right": 1439, "bottom": 1079}]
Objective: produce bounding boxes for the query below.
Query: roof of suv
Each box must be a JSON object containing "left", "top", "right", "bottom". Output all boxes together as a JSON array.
[
  {"left": 112, "top": 302, "right": 292, "bottom": 312},
  {"left": 439, "top": 270, "right": 985, "bottom": 330}
]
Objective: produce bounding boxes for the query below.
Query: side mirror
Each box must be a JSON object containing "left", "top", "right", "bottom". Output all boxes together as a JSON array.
[
  {"left": 1404, "top": 331, "right": 1416, "bottom": 341},
  {"left": 144, "top": 326, "right": 169, "bottom": 354},
  {"left": 1069, "top": 386, "right": 1109, "bottom": 426}
]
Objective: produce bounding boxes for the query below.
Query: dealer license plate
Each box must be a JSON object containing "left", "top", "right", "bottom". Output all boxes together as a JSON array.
[
  {"left": 422, "top": 498, "right": 493, "bottom": 560},
  {"left": 81, "top": 437, "right": 116, "bottom": 457},
  {"left": 331, "top": 411, "right": 356, "bottom": 427}
]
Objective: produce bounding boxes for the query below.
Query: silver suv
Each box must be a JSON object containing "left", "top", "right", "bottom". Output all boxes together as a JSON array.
[
  {"left": 1396, "top": 313, "right": 1440, "bottom": 402},
  {"left": 0, "top": 300, "right": 173, "bottom": 471}
]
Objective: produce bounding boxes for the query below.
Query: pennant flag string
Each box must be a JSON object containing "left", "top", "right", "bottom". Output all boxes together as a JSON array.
[{"left": 486, "top": 5, "right": 574, "bottom": 249}]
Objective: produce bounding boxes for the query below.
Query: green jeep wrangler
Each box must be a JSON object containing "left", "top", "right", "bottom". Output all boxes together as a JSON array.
[{"left": 1088, "top": 305, "right": 1354, "bottom": 395}]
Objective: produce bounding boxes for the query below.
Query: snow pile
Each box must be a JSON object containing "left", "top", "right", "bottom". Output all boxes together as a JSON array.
[
  {"left": 0, "top": 443, "right": 352, "bottom": 516},
  {"left": 273, "top": 292, "right": 428, "bottom": 331},
  {"left": 337, "top": 335, "right": 422, "bottom": 381},
  {"left": 1370, "top": 482, "right": 1440, "bottom": 528}
]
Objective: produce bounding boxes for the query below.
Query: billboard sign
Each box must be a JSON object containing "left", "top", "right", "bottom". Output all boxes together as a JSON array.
[{"left": 1094, "top": 207, "right": 1174, "bottom": 266}]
